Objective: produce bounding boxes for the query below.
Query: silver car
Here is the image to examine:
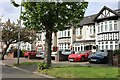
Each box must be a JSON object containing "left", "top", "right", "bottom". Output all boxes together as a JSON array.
[
  {"left": 61, "top": 49, "right": 73, "bottom": 55},
  {"left": 36, "top": 51, "right": 45, "bottom": 59}
]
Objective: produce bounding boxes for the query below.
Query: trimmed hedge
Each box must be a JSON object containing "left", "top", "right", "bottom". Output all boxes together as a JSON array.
[
  {"left": 11, "top": 48, "right": 25, "bottom": 57},
  {"left": 114, "top": 49, "right": 120, "bottom": 54}
]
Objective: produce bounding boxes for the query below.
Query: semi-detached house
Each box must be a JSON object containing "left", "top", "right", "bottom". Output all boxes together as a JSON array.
[
  {"left": 73, "top": 6, "right": 120, "bottom": 52},
  {"left": 36, "top": 6, "right": 120, "bottom": 52}
]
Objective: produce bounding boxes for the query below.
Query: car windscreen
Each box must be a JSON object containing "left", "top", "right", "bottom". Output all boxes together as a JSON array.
[
  {"left": 76, "top": 51, "right": 86, "bottom": 54},
  {"left": 64, "top": 49, "right": 71, "bottom": 52},
  {"left": 95, "top": 52, "right": 107, "bottom": 56}
]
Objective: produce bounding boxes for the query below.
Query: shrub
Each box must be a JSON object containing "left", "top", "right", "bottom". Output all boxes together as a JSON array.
[
  {"left": 11, "top": 48, "right": 23, "bottom": 57},
  {"left": 21, "top": 49, "right": 26, "bottom": 57},
  {"left": 38, "top": 62, "right": 47, "bottom": 70},
  {"left": 114, "top": 49, "right": 120, "bottom": 54}
]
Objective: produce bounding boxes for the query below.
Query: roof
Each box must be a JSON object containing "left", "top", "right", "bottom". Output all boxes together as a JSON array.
[
  {"left": 79, "top": 6, "right": 120, "bottom": 26},
  {"left": 94, "top": 6, "right": 120, "bottom": 21},
  {"left": 114, "top": 9, "right": 120, "bottom": 16},
  {"left": 79, "top": 14, "right": 96, "bottom": 26}
]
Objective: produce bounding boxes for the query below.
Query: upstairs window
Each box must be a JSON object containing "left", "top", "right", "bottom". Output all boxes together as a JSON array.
[
  {"left": 101, "top": 22, "right": 103, "bottom": 32},
  {"left": 93, "top": 26, "right": 95, "bottom": 34},
  {"left": 105, "top": 21, "right": 107, "bottom": 31},
  {"left": 80, "top": 28, "right": 82, "bottom": 35},
  {"left": 114, "top": 20, "right": 117, "bottom": 30},
  {"left": 109, "top": 21, "right": 112, "bottom": 31},
  {"left": 68, "top": 31, "right": 70, "bottom": 37},
  {"left": 98, "top": 23, "right": 100, "bottom": 33},
  {"left": 90, "top": 26, "right": 92, "bottom": 34}
]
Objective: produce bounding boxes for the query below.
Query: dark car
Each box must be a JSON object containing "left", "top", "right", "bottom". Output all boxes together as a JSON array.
[
  {"left": 88, "top": 51, "right": 108, "bottom": 63},
  {"left": 57, "top": 49, "right": 75, "bottom": 61}
]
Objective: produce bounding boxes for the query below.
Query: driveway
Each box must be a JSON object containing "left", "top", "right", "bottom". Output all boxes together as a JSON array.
[{"left": 2, "top": 57, "right": 110, "bottom": 68}]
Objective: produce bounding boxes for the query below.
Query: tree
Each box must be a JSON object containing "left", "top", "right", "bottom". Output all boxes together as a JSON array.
[
  {"left": 1, "top": 19, "right": 36, "bottom": 60},
  {"left": 20, "top": 1, "right": 88, "bottom": 68}
]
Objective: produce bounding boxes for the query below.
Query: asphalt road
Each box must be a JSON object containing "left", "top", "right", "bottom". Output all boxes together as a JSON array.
[{"left": 1, "top": 64, "right": 43, "bottom": 79}]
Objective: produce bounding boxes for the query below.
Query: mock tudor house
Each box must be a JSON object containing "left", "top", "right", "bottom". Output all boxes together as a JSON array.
[
  {"left": 95, "top": 6, "right": 120, "bottom": 51},
  {"left": 35, "top": 6, "right": 120, "bottom": 52}
]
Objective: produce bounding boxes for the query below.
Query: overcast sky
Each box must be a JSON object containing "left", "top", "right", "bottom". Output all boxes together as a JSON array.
[{"left": 0, "top": 0, "right": 120, "bottom": 23}]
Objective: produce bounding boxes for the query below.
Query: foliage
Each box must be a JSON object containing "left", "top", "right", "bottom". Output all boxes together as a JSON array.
[
  {"left": 38, "top": 62, "right": 47, "bottom": 70},
  {"left": 21, "top": 2, "right": 88, "bottom": 31},
  {"left": 21, "top": 49, "right": 27, "bottom": 57},
  {"left": 114, "top": 49, "right": 120, "bottom": 54},
  {"left": 19, "top": 1, "right": 88, "bottom": 68},
  {"left": 11, "top": 48, "right": 22, "bottom": 57},
  {"left": 1, "top": 19, "right": 36, "bottom": 60}
]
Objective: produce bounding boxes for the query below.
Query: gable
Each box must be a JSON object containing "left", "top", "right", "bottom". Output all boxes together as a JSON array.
[
  {"left": 94, "top": 6, "right": 119, "bottom": 21},
  {"left": 98, "top": 9, "right": 116, "bottom": 19}
]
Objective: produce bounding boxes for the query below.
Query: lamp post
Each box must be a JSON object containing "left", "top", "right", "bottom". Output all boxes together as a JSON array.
[
  {"left": 18, "top": 3, "right": 22, "bottom": 65},
  {"left": 11, "top": 0, "right": 23, "bottom": 64}
]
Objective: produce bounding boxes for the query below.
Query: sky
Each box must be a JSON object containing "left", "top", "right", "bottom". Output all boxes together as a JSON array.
[{"left": 0, "top": 0, "right": 120, "bottom": 23}]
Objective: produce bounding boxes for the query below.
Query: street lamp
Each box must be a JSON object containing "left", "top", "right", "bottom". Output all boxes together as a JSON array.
[
  {"left": 18, "top": 2, "right": 22, "bottom": 65},
  {"left": 11, "top": 0, "right": 22, "bottom": 64}
]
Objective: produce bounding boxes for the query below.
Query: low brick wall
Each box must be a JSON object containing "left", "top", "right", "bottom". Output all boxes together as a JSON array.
[
  {"left": 113, "top": 54, "right": 120, "bottom": 66},
  {"left": 8, "top": 52, "right": 14, "bottom": 59}
]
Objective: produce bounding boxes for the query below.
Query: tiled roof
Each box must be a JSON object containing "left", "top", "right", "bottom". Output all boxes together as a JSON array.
[
  {"left": 79, "top": 14, "right": 96, "bottom": 26},
  {"left": 80, "top": 6, "right": 120, "bottom": 26},
  {"left": 114, "top": 9, "right": 120, "bottom": 16}
]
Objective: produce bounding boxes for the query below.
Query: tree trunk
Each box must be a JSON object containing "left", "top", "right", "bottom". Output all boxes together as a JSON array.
[
  {"left": 1, "top": 44, "right": 10, "bottom": 60},
  {"left": 44, "top": 30, "right": 52, "bottom": 68}
]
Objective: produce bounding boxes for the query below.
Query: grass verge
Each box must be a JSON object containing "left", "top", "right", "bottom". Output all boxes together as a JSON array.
[
  {"left": 38, "top": 66, "right": 119, "bottom": 79},
  {"left": 14, "top": 62, "right": 40, "bottom": 66}
]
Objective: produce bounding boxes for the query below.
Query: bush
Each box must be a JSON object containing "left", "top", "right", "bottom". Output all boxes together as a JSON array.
[
  {"left": 114, "top": 49, "right": 120, "bottom": 54},
  {"left": 11, "top": 48, "right": 23, "bottom": 57},
  {"left": 21, "top": 49, "right": 26, "bottom": 57},
  {"left": 38, "top": 62, "right": 47, "bottom": 70}
]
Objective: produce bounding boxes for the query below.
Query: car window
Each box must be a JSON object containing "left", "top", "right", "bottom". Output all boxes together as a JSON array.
[
  {"left": 76, "top": 51, "right": 86, "bottom": 54},
  {"left": 64, "top": 49, "right": 71, "bottom": 52},
  {"left": 96, "top": 52, "right": 107, "bottom": 55}
]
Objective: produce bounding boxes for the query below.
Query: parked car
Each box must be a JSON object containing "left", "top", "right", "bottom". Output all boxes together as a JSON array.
[
  {"left": 68, "top": 50, "right": 93, "bottom": 62},
  {"left": 88, "top": 51, "right": 108, "bottom": 63},
  {"left": 51, "top": 52, "right": 57, "bottom": 59},
  {"left": 61, "top": 49, "right": 75, "bottom": 55},
  {"left": 55, "top": 49, "right": 75, "bottom": 61},
  {"left": 24, "top": 50, "right": 37, "bottom": 58},
  {"left": 36, "top": 51, "right": 45, "bottom": 59}
]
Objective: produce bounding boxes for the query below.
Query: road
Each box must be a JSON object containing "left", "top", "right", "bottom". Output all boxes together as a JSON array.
[{"left": 1, "top": 64, "right": 44, "bottom": 79}]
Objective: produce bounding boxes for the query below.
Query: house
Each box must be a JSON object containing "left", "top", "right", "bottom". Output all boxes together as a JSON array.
[
  {"left": 94, "top": 6, "right": 120, "bottom": 51},
  {"left": 35, "top": 6, "right": 120, "bottom": 52},
  {"left": 57, "top": 27, "right": 75, "bottom": 50},
  {"left": 73, "top": 6, "right": 120, "bottom": 51},
  {"left": 72, "top": 14, "right": 96, "bottom": 52},
  {"left": 36, "top": 32, "right": 46, "bottom": 52}
]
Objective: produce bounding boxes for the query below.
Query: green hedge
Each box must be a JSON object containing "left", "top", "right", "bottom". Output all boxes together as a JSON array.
[
  {"left": 11, "top": 48, "right": 26, "bottom": 57},
  {"left": 114, "top": 49, "right": 120, "bottom": 54}
]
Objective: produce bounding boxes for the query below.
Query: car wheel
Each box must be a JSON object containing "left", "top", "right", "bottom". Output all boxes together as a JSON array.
[
  {"left": 89, "top": 59, "right": 92, "bottom": 63},
  {"left": 81, "top": 56, "right": 85, "bottom": 62}
]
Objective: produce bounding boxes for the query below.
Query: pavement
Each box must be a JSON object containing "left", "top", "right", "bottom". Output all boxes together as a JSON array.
[{"left": 1, "top": 56, "right": 117, "bottom": 79}]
